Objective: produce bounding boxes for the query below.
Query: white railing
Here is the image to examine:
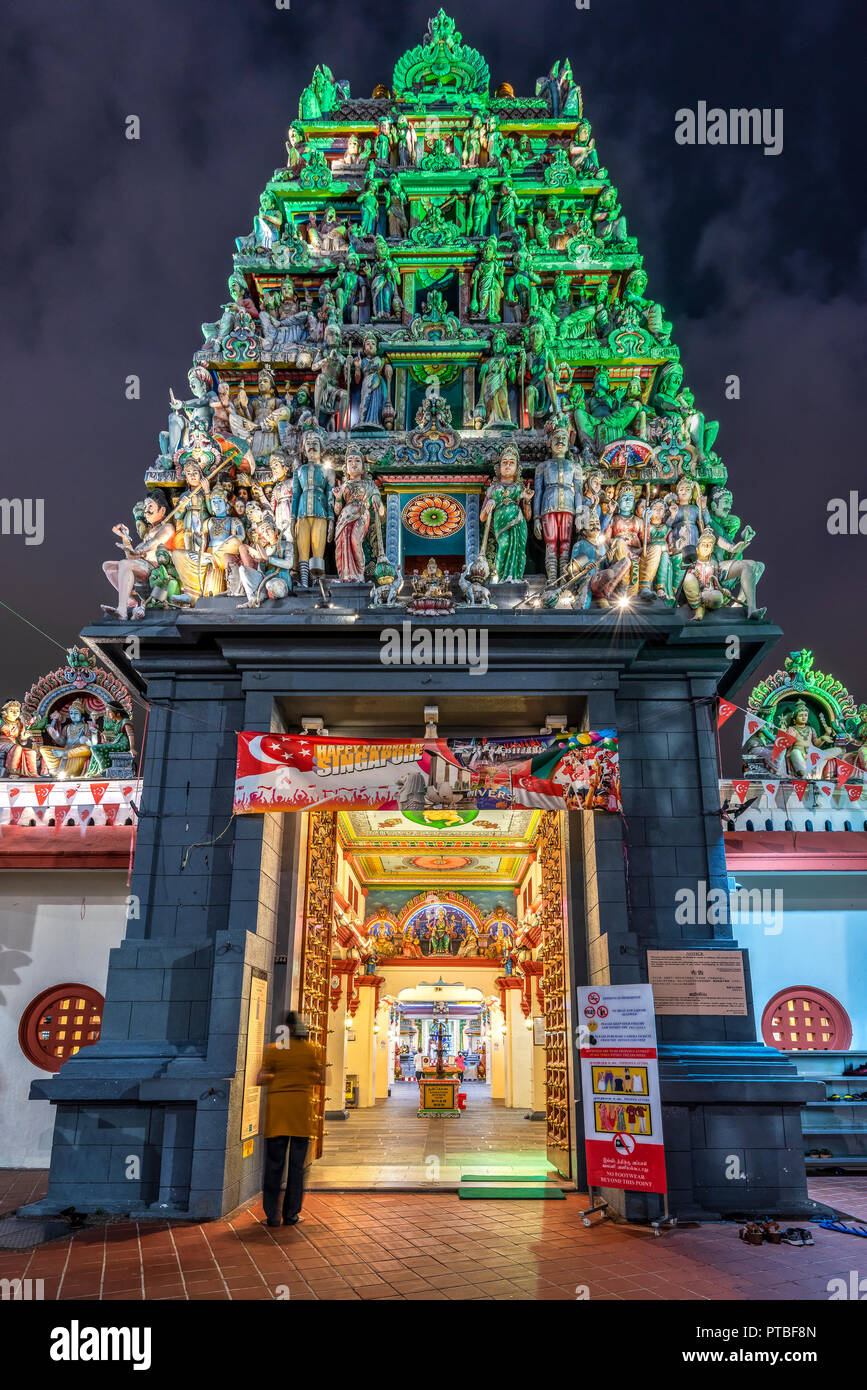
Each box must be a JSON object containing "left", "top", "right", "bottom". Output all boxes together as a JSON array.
[
  {"left": 720, "top": 779, "right": 867, "bottom": 833},
  {"left": 0, "top": 779, "right": 142, "bottom": 828}
]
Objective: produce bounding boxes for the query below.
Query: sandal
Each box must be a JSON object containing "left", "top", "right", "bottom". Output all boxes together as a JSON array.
[
  {"left": 739, "top": 1223, "right": 764, "bottom": 1246},
  {"left": 816, "top": 1219, "right": 867, "bottom": 1238},
  {"left": 762, "top": 1221, "right": 782, "bottom": 1244}
]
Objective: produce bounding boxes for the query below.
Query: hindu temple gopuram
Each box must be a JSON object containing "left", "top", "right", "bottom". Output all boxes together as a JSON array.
[{"left": 18, "top": 12, "right": 830, "bottom": 1226}]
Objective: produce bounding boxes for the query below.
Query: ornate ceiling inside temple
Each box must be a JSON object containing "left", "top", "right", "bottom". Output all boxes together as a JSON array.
[{"left": 337, "top": 806, "right": 538, "bottom": 887}]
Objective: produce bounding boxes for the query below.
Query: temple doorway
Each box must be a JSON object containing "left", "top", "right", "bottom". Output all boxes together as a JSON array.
[{"left": 291, "top": 805, "right": 578, "bottom": 1189}]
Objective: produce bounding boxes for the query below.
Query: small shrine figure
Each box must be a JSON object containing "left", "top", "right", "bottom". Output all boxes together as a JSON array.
[
  {"left": 780, "top": 701, "right": 845, "bottom": 780},
  {"left": 291, "top": 431, "right": 335, "bottom": 588},
  {"left": 333, "top": 444, "right": 384, "bottom": 583},
  {"left": 38, "top": 700, "right": 100, "bottom": 780},
  {"left": 480, "top": 445, "right": 533, "bottom": 582}
]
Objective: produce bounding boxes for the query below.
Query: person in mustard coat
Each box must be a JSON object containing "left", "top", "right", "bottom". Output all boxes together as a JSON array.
[{"left": 257, "top": 1011, "right": 325, "bottom": 1227}]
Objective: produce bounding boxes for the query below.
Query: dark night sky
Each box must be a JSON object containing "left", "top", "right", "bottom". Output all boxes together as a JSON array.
[{"left": 1, "top": 0, "right": 864, "bottom": 773}]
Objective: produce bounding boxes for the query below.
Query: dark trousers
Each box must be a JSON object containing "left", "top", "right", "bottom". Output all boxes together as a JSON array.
[{"left": 263, "top": 1135, "right": 310, "bottom": 1222}]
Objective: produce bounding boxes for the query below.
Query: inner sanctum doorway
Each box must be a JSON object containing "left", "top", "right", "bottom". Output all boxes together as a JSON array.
[{"left": 290, "top": 805, "right": 579, "bottom": 1190}]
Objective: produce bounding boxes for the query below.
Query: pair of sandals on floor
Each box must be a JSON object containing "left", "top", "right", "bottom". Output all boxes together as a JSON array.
[{"left": 739, "top": 1221, "right": 813, "bottom": 1246}]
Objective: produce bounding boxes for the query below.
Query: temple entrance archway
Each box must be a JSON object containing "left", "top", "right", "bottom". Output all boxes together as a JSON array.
[{"left": 288, "top": 798, "right": 578, "bottom": 1188}]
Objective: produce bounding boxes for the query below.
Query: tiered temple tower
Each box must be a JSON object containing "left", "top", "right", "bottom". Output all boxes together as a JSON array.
[{"left": 26, "top": 13, "right": 822, "bottom": 1223}]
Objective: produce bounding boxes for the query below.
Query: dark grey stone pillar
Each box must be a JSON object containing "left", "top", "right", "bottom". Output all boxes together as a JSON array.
[{"left": 583, "top": 673, "right": 824, "bottom": 1220}]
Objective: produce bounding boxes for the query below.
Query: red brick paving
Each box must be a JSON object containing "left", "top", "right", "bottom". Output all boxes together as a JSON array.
[{"left": 2, "top": 1169, "right": 865, "bottom": 1302}]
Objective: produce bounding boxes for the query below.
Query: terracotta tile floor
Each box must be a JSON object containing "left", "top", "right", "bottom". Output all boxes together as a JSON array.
[{"left": 2, "top": 1169, "right": 866, "bottom": 1301}]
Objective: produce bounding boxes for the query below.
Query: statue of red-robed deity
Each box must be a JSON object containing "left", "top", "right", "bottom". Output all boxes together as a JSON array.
[{"left": 333, "top": 444, "right": 385, "bottom": 583}]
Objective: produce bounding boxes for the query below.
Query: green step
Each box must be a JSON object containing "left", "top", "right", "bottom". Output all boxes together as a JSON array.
[
  {"left": 460, "top": 1173, "right": 557, "bottom": 1183},
  {"left": 458, "top": 1185, "right": 565, "bottom": 1200}
]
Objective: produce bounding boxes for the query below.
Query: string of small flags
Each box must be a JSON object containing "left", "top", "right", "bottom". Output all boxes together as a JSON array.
[{"left": 716, "top": 699, "right": 866, "bottom": 806}]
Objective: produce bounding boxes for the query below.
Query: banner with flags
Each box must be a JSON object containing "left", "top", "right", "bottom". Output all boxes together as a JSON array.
[{"left": 234, "top": 731, "right": 621, "bottom": 815}]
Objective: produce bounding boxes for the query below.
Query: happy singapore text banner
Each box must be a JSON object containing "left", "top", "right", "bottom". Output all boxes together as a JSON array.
[{"left": 234, "top": 731, "right": 620, "bottom": 815}]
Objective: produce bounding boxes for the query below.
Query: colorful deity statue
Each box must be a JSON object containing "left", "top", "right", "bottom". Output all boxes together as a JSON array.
[
  {"left": 0, "top": 700, "right": 41, "bottom": 777},
  {"left": 35, "top": 700, "right": 102, "bottom": 779},
  {"left": 470, "top": 237, "right": 505, "bottom": 321},
  {"left": 370, "top": 235, "right": 403, "bottom": 319},
  {"left": 358, "top": 178, "right": 380, "bottom": 237},
  {"left": 681, "top": 528, "right": 728, "bottom": 620},
  {"left": 157, "top": 367, "right": 217, "bottom": 468},
  {"left": 311, "top": 322, "right": 350, "bottom": 430},
  {"left": 333, "top": 444, "right": 384, "bottom": 583},
  {"left": 590, "top": 535, "right": 632, "bottom": 607},
  {"left": 386, "top": 179, "right": 408, "bottom": 238},
  {"left": 637, "top": 496, "right": 675, "bottom": 602},
  {"left": 203, "top": 486, "right": 249, "bottom": 592},
  {"left": 544, "top": 511, "right": 606, "bottom": 609},
  {"left": 102, "top": 489, "right": 176, "bottom": 619},
  {"left": 479, "top": 329, "right": 516, "bottom": 428},
  {"left": 534, "top": 422, "right": 583, "bottom": 583},
  {"left": 603, "top": 483, "right": 644, "bottom": 583},
  {"left": 497, "top": 178, "right": 521, "bottom": 238},
  {"left": 354, "top": 332, "right": 393, "bottom": 429},
  {"left": 568, "top": 118, "right": 603, "bottom": 176},
  {"left": 522, "top": 319, "right": 558, "bottom": 423},
  {"left": 504, "top": 252, "right": 541, "bottom": 324},
  {"left": 469, "top": 175, "right": 493, "bottom": 238},
  {"left": 285, "top": 121, "right": 305, "bottom": 170},
  {"left": 298, "top": 64, "right": 348, "bottom": 119},
  {"left": 707, "top": 486, "right": 766, "bottom": 620},
  {"left": 236, "top": 513, "right": 293, "bottom": 609},
  {"left": 618, "top": 268, "right": 672, "bottom": 344},
  {"left": 651, "top": 363, "right": 720, "bottom": 463},
  {"left": 480, "top": 445, "right": 533, "bottom": 582},
  {"left": 777, "top": 700, "right": 845, "bottom": 779},
  {"left": 585, "top": 367, "right": 640, "bottom": 446},
  {"left": 291, "top": 431, "right": 335, "bottom": 587},
  {"left": 230, "top": 367, "right": 282, "bottom": 462}
]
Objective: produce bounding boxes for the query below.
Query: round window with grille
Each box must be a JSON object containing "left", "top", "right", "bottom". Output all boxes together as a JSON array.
[
  {"left": 761, "top": 986, "right": 852, "bottom": 1052},
  {"left": 18, "top": 984, "right": 105, "bottom": 1072}
]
